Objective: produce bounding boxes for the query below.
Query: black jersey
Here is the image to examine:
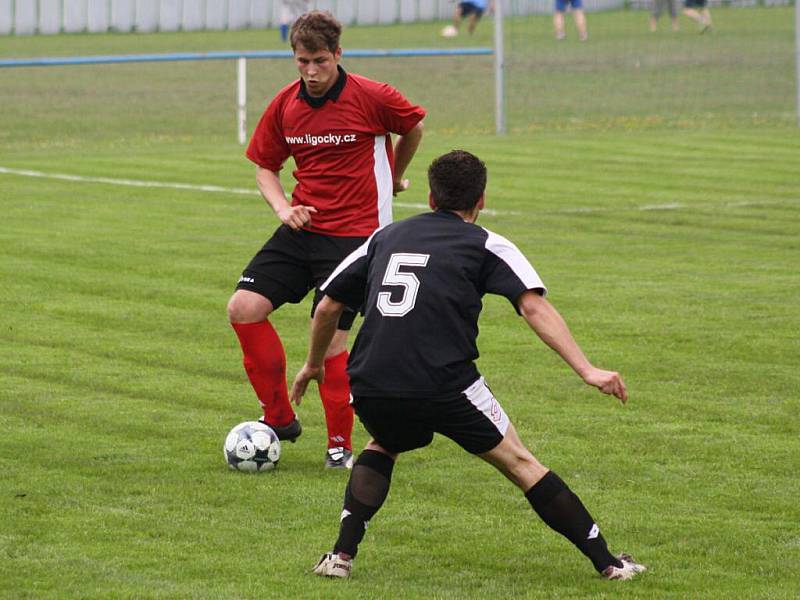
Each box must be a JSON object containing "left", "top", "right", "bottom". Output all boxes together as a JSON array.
[{"left": 322, "top": 210, "right": 547, "bottom": 398}]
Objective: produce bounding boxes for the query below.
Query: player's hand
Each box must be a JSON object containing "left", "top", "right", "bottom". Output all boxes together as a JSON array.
[
  {"left": 290, "top": 363, "right": 324, "bottom": 406},
  {"left": 393, "top": 178, "right": 410, "bottom": 195},
  {"left": 582, "top": 367, "right": 628, "bottom": 404},
  {"left": 278, "top": 205, "right": 318, "bottom": 230}
]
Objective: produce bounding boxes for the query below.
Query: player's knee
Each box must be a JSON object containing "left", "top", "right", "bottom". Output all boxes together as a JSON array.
[
  {"left": 364, "top": 439, "right": 399, "bottom": 461},
  {"left": 227, "top": 291, "right": 272, "bottom": 323},
  {"left": 226, "top": 294, "right": 248, "bottom": 322}
]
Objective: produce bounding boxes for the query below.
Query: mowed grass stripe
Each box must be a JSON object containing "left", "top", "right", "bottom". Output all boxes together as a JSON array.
[
  {"left": 0, "top": 322, "right": 243, "bottom": 389},
  {"left": 5, "top": 162, "right": 797, "bottom": 223},
  {"left": 472, "top": 135, "right": 800, "bottom": 221},
  {"left": 3, "top": 129, "right": 798, "bottom": 222}
]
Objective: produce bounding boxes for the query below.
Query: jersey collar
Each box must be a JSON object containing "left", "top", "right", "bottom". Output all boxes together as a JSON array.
[{"left": 297, "top": 65, "right": 347, "bottom": 109}]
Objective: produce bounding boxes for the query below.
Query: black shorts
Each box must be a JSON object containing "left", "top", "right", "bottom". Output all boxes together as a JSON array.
[
  {"left": 352, "top": 377, "right": 510, "bottom": 455},
  {"left": 684, "top": 0, "right": 706, "bottom": 7},
  {"left": 459, "top": 2, "right": 485, "bottom": 18},
  {"left": 236, "top": 225, "right": 366, "bottom": 330}
]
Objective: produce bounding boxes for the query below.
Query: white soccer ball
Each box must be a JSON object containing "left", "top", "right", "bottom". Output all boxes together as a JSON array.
[
  {"left": 224, "top": 421, "right": 281, "bottom": 472},
  {"left": 440, "top": 25, "right": 458, "bottom": 38}
]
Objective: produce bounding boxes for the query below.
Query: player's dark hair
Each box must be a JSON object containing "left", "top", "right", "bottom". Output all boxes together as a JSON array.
[
  {"left": 290, "top": 11, "right": 342, "bottom": 54},
  {"left": 427, "top": 150, "right": 487, "bottom": 212}
]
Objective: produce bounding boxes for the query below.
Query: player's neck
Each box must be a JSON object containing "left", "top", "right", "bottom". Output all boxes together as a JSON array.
[{"left": 453, "top": 208, "right": 480, "bottom": 223}]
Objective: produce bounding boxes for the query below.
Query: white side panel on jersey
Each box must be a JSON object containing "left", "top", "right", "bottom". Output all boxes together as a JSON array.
[
  {"left": 483, "top": 229, "right": 548, "bottom": 296},
  {"left": 372, "top": 135, "right": 394, "bottom": 228},
  {"left": 463, "top": 377, "right": 510, "bottom": 437},
  {"left": 320, "top": 233, "right": 376, "bottom": 292}
]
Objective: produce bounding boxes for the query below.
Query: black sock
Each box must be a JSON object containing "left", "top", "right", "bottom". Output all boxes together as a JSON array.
[
  {"left": 333, "top": 449, "right": 395, "bottom": 558},
  {"left": 525, "top": 471, "right": 621, "bottom": 572}
]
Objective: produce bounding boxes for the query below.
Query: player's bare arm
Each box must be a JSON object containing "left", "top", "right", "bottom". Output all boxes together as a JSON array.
[
  {"left": 291, "top": 295, "right": 346, "bottom": 405},
  {"left": 517, "top": 290, "right": 628, "bottom": 403},
  {"left": 255, "top": 166, "right": 317, "bottom": 230},
  {"left": 392, "top": 121, "right": 424, "bottom": 195}
]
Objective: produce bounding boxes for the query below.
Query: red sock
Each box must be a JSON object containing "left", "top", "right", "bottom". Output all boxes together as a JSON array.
[
  {"left": 319, "top": 351, "right": 354, "bottom": 451},
  {"left": 231, "top": 321, "right": 295, "bottom": 427}
]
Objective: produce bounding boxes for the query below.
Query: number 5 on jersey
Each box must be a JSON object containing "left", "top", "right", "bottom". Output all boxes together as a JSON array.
[{"left": 376, "top": 253, "right": 430, "bottom": 317}]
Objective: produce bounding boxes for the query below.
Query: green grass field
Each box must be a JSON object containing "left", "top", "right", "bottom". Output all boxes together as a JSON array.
[{"left": 1, "top": 8, "right": 799, "bottom": 599}]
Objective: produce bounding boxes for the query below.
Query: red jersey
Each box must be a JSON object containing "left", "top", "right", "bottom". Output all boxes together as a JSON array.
[{"left": 246, "top": 68, "right": 426, "bottom": 237}]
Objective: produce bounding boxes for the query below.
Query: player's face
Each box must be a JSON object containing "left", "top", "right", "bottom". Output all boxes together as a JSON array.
[{"left": 294, "top": 44, "right": 342, "bottom": 97}]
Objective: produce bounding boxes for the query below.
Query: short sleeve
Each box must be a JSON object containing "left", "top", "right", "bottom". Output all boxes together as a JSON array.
[
  {"left": 371, "top": 83, "right": 426, "bottom": 136},
  {"left": 481, "top": 229, "right": 547, "bottom": 313},
  {"left": 246, "top": 94, "right": 292, "bottom": 171}
]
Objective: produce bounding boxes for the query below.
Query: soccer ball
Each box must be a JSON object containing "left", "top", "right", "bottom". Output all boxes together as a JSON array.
[
  {"left": 224, "top": 421, "right": 281, "bottom": 472},
  {"left": 440, "top": 25, "right": 458, "bottom": 38}
]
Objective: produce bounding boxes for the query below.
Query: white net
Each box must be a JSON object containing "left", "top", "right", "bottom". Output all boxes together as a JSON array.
[{"left": 503, "top": 2, "right": 796, "bottom": 131}]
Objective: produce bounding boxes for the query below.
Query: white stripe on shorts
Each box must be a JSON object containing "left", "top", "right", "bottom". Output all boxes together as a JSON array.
[{"left": 462, "top": 377, "right": 509, "bottom": 438}]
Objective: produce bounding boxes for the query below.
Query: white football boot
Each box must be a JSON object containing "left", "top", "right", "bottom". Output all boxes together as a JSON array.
[
  {"left": 602, "top": 553, "right": 647, "bottom": 580},
  {"left": 312, "top": 552, "right": 353, "bottom": 578}
]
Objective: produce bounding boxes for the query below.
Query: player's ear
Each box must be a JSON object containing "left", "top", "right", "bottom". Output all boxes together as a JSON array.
[
  {"left": 428, "top": 192, "right": 437, "bottom": 211},
  {"left": 476, "top": 193, "right": 485, "bottom": 212},
  {"left": 334, "top": 46, "right": 343, "bottom": 61}
]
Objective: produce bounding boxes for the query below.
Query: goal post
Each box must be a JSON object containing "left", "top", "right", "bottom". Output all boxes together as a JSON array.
[
  {"left": 495, "top": 0, "right": 506, "bottom": 135},
  {"left": 237, "top": 57, "right": 247, "bottom": 145}
]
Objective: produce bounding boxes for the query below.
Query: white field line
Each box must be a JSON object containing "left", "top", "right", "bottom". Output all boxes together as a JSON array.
[
  {"left": 0, "top": 166, "right": 795, "bottom": 217},
  {"left": 0, "top": 165, "right": 443, "bottom": 213}
]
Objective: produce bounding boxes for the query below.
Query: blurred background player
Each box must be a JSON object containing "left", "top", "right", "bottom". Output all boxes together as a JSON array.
[
  {"left": 228, "top": 11, "right": 425, "bottom": 469},
  {"left": 293, "top": 150, "right": 646, "bottom": 580},
  {"left": 650, "top": 0, "right": 680, "bottom": 32},
  {"left": 683, "top": 0, "right": 713, "bottom": 32},
  {"left": 279, "top": 0, "right": 310, "bottom": 42},
  {"left": 554, "top": 0, "right": 588, "bottom": 41},
  {"left": 447, "top": 1, "right": 493, "bottom": 36}
]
